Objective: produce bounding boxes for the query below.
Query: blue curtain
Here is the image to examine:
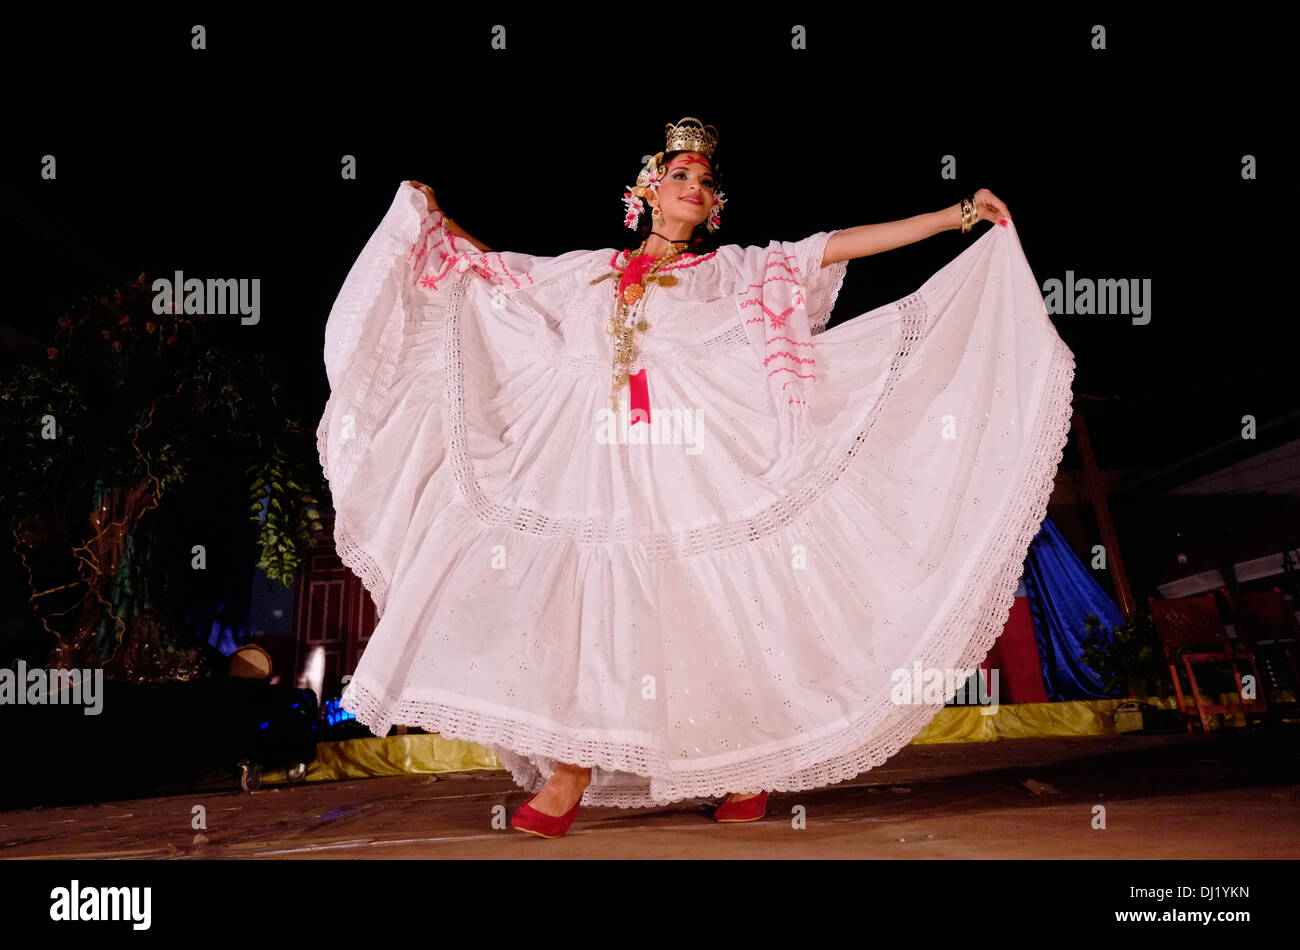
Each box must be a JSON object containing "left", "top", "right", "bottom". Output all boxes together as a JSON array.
[{"left": 1020, "top": 515, "right": 1126, "bottom": 700}]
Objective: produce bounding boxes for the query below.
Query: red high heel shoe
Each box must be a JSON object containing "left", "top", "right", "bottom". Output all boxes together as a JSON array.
[
  {"left": 713, "top": 791, "right": 768, "bottom": 822},
  {"left": 510, "top": 792, "right": 583, "bottom": 838}
]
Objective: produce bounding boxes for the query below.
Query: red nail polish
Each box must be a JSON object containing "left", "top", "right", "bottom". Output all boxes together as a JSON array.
[{"left": 999, "top": 219, "right": 1007, "bottom": 227}]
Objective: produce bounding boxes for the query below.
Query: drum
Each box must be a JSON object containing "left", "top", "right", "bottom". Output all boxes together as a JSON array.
[{"left": 228, "top": 644, "right": 273, "bottom": 681}]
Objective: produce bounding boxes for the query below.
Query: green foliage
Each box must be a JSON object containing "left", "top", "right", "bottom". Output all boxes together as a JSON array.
[
  {"left": 0, "top": 271, "right": 326, "bottom": 661},
  {"left": 248, "top": 443, "right": 326, "bottom": 587},
  {"left": 1079, "top": 610, "right": 1172, "bottom": 699}
]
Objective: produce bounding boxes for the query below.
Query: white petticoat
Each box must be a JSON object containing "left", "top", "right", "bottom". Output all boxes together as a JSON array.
[{"left": 317, "top": 182, "right": 1075, "bottom": 808}]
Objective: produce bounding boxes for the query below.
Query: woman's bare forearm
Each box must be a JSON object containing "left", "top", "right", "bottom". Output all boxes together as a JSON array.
[
  {"left": 822, "top": 204, "right": 960, "bottom": 266},
  {"left": 442, "top": 213, "right": 493, "bottom": 253},
  {"left": 409, "top": 180, "right": 494, "bottom": 252}
]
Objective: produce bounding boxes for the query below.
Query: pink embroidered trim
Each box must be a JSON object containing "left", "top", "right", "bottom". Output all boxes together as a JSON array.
[
  {"left": 660, "top": 250, "right": 717, "bottom": 271},
  {"left": 607, "top": 248, "right": 718, "bottom": 272},
  {"left": 737, "top": 248, "right": 818, "bottom": 442},
  {"left": 763, "top": 351, "right": 815, "bottom": 366},
  {"left": 765, "top": 336, "right": 814, "bottom": 348},
  {"left": 410, "top": 211, "right": 536, "bottom": 292}
]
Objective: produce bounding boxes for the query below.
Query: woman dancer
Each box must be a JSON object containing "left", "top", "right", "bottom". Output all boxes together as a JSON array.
[{"left": 317, "top": 117, "right": 1074, "bottom": 838}]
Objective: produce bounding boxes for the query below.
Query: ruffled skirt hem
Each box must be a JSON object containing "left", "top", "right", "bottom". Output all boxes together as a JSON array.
[{"left": 337, "top": 327, "right": 1076, "bottom": 808}]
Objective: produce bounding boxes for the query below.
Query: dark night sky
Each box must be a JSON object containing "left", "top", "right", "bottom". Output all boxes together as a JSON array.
[{"left": 2, "top": 9, "right": 1294, "bottom": 475}]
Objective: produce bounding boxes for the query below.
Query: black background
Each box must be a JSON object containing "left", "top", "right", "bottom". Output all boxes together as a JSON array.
[{"left": 2, "top": 8, "right": 1294, "bottom": 470}]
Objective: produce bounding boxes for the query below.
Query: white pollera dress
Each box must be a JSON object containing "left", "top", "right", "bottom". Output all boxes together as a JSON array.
[{"left": 317, "top": 181, "right": 1075, "bottom": 808}]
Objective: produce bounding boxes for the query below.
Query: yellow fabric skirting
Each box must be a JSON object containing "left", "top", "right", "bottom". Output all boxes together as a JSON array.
[{"left": 260, "top": 693, "right": 1299, "bottom": 787}]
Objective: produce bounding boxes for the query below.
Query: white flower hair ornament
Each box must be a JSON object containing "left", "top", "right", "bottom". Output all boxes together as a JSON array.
[
  {"left": 706, "top": 188, "right": 726, "bottom": 233},
  {"left": 622, "top": 152, "right": 663, "bottom": 229},
  {"left": 621, "top": 150, "right": 726, "bottom": 233}
]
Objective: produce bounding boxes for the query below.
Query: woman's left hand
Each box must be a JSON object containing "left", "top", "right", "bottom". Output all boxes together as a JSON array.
[{"left": 973, "top": 188, "right": 1012, "bottom": 226}]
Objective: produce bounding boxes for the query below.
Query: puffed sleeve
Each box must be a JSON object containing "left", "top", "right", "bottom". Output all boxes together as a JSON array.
[
  {"left": 794, "top": 231, "right": 848, "bottom": 334},
  {"left": 323, "top": 181, "right": 554, "bottom": 390},
  {"left": 317, "top": 182, "right": 590, "bottom": 615},
  {"left": 712, "top": 231, "right": 847, "bottom": 479},
  {"left": 715, "top": 230, "right": 847, "bottom": 335}
]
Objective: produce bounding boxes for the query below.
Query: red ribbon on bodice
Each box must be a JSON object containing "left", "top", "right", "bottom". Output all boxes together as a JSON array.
[{"left": 616, "top": 253, "right": 655, "bottom": 425}]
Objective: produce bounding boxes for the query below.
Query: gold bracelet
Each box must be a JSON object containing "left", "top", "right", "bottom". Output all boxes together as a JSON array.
[{"left": 959, "top": 196, "right": 977, "bottom": 233}]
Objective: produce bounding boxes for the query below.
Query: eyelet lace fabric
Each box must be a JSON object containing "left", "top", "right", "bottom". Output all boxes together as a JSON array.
[{"left": 321, "top": 183, "right": 1075, "bottom": 808}]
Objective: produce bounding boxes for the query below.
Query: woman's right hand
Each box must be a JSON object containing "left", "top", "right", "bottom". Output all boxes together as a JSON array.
[{"left": 408, "top": 180, "right": 439, "bottom": 213}]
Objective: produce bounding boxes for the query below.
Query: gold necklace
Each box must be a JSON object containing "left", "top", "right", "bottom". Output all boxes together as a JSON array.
[{"left": 595, "top": 239, "right": 684, "bottom": 412}]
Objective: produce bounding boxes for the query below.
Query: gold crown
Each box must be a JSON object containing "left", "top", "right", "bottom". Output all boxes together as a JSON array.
[{"left": 663, "top": 116, "right": 719, "bottom": 159}]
